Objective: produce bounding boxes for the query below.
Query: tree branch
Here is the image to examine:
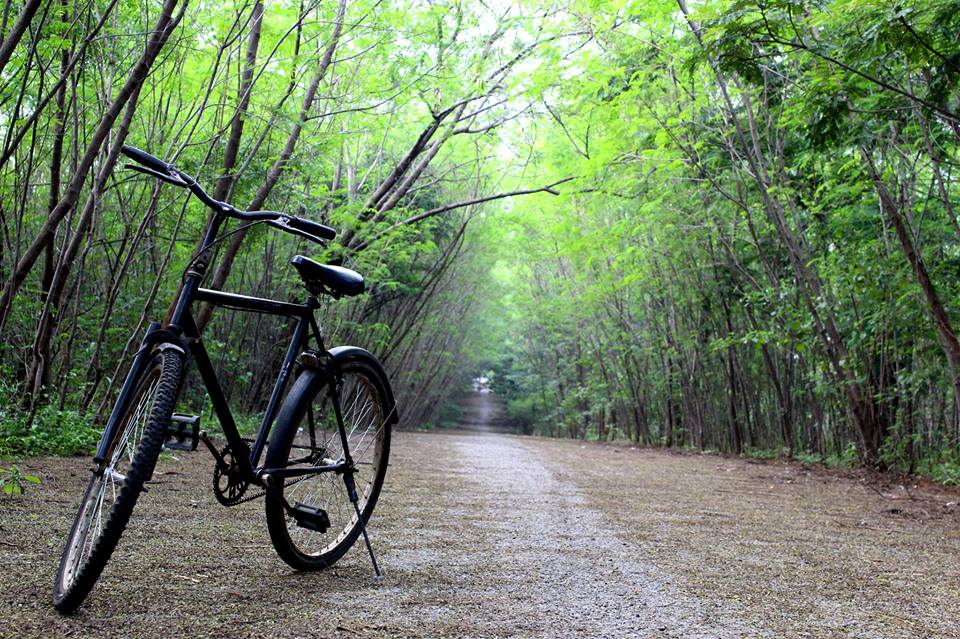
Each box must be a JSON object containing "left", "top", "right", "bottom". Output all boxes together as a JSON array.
[{"left": 351, "top": 177, "right": 575, "bottom": 252}]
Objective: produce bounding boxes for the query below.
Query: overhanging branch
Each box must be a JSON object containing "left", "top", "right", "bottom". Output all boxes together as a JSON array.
[{"left": 350, "top": 176, "right": 576, "bottom": 252}]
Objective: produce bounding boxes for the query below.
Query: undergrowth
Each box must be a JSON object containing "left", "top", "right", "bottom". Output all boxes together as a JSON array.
[{"left": 0, "top": 379, "right": 99, "bottom": 457}]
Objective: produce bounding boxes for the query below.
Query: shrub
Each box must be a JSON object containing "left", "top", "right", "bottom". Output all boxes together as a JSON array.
[
  {"left": 0, "top": 403, "right": 99, "bottom": 457},
  {"left": 0, "top": 465, "right": 41, "bottom": 495},
  {"left": 929, "top": 460, "right": 960, "bottom": 486}
]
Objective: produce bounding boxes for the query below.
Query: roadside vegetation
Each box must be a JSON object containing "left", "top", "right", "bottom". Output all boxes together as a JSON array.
[{"left": 2, "top": 0, "right": 960, "bottom": 483}]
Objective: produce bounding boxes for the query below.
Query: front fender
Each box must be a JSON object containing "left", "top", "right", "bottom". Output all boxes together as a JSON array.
[{"left": 93, "top": 323, "right": 187, "bottom": 464}]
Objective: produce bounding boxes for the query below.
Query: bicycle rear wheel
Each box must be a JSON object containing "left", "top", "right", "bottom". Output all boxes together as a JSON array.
[
  {"left": 265, "top": 358, "right": 391, "bottom": 571},
  {"left": 53, "top": 348, "right": 184, "bottom": 613}
]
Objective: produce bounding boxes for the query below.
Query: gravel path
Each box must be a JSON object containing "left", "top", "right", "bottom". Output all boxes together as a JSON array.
[{"left": 2, "top": 393, "right": 959, "bottom": 638}]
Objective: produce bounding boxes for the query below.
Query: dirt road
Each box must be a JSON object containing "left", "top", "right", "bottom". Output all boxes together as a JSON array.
[{"left": 2, "top": 392, "right": 959, "bottom": 638}]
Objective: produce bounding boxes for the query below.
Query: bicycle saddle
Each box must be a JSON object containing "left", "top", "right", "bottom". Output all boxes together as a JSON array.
[{"left": 290, "top": 255, "right": 364, "bottom": 298}]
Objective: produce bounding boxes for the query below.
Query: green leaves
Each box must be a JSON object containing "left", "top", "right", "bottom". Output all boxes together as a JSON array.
[
  {"left": 0, "top": 466, "right": 41, "bottom": 497},
  {"left": 456, "top": 0, "right": 960, "bottom": 469}
]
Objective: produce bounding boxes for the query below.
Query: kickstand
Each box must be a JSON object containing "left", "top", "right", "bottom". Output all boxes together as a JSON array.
[{"left": 344, "top": 472, "right": 382, "bottom": 579}]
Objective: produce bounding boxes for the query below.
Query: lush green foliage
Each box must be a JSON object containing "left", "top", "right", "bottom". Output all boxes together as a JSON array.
[
  {"left": 470, "top": 0, "right": 960, "bottom": 477},
  {"left": 2, "top": 0, "right": 960, "bottom": 483},
  {"left": 0, "top": 0, "right": 540, "bottom": 445},
  {"left": 0, "top": 375, "right": 97, "bottom": 456}
]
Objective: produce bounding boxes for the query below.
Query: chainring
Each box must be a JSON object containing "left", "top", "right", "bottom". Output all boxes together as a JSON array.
[{"left": 212, "top": 446, "right": 249, "bottom": 506}]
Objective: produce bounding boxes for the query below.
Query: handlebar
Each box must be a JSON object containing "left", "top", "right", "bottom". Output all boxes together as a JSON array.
[
  {"left": 121, "top": 144, "right": 336, "bottom": 244},
  {"left": 284, "top": 215, "right": 337, "bottom": 240}
]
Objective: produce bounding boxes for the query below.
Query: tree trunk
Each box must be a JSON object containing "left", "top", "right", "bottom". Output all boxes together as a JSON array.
[
  {"left": 27, "top": 78, "right": 151, "bottom": 411},
  {"left": 862, "top": 147, "right": 960, "bottom": 417},
  {"left": 28, "top": 0, "right": 71, "bottom": 402},
  {"left": 0, "top": 0, "right": 185, "bottom": 331},
  {"left": 0, "top": 0, "right": 42, "bottom": 77},
  {"left": 192, "top": 0, "right": 345, "bottom": 331}
]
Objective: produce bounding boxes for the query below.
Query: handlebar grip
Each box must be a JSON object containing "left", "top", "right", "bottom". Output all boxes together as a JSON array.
[
  {"left": 287, "top": 216, "right": 336, "bottom": 240},
  {"left": 121, "top": 145, "right": 169, "bottom": 173}
]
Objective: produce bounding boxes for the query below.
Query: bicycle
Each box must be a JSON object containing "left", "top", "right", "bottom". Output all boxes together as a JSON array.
[{"left": 52, "top": 145, "right": 398, "bottom": 614}]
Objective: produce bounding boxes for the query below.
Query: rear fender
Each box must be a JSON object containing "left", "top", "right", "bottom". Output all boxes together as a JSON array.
[
  {"left": 326, "top": 346, "right": 399, "bottom": 425},
  {"left": 264, "top": 346, "right": 399, "bottom": 472}
]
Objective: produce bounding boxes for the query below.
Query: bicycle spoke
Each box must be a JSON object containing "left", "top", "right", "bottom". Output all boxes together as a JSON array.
[
  {"left": 57, "top": 368, "right": 164, "bottom": 597},
  {"left": 277, "top": 368, "right": 387, "bottom": 558}
]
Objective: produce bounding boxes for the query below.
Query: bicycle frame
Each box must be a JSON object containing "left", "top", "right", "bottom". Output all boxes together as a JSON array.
[
  {"left": 184, "top": 293, "right": 323, "bottom": 482},
  {"left": 93, "top": 210, "right": 354, "bottom": 486},
  {"left": 55, "top": 145, "right": 390, "bottom": 615}
]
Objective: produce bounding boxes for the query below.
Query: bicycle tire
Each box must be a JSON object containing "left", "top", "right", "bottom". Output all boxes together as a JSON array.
[
  {"left": 265, "top": 356, "right": 391, "bottom": 571},
  {"left": 53, "top": 348, "right": 184, "bottom": 613}
]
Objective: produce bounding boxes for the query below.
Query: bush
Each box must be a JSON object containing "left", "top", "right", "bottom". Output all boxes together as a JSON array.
[
  {"left": 745, "top": 447, "right": 783, "bottom": 460},
  {"left": 506, "top": 394, "right": 545, "bottom": 433},
  {"left": 0, "top": 403, "right": 99, "bottom": 457},
  {"left": 823, "top": 442, "right": 860, "bottom": 469},
  {"left": 917, "top": 449, "right": 960, "bottom": 486},
  {"left": 929, "top": 460, "right": 960, "bottom": 486},
  {"left": 0, "top": 369, "right": 99, "bottom": 457},
  {"left": 793, "top": 450, "right": 824, "bottom": 465}
]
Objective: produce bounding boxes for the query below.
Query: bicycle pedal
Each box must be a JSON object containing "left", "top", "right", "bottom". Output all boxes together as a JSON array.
[
  {"left": 164, "top": 414, "right": 201, "bottom": 451},
  {"left": 290, "top": 502, "right": 330, "bottom": 533}
]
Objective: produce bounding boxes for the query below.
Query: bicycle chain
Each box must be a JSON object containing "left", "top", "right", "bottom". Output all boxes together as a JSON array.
[
  {"left": 220, "top": 473, "right": 312, "bottom": 507},
  {"left": 206, "top": 439, "right": 322, "bottom": 507},
  {"left": 223, "top": 487, "right": 266, "bottom": 506}
]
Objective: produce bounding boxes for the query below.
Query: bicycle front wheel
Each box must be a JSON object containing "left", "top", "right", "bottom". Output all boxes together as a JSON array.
[
  {"left": 53, "top": 348, "right": 183, "bottom": 613},
  {"left": 265, "top": 358, "right": 391, "bottom": 571}
]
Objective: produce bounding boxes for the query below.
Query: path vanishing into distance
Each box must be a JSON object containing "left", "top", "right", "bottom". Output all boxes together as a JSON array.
[{"left": 2, "top": 391, "right": 960, "bottom": 638}]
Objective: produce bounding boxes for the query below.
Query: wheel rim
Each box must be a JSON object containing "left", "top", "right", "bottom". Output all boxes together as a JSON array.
[
  {"left": 281, "top": 370, "right": 387, "bottom": 557},
  {"left": 59, "top": 373, "right": 161, "bottom": 591}
]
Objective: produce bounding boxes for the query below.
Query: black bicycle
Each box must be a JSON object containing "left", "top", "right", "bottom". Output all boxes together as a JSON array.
[{"left": 52, "top": 145, "right": 398, "bottom": 613}]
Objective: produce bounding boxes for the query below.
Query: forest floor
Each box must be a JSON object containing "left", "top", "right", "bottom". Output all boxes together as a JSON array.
[{"left": 2, "top": 392, "right": 959, "bottom": 638}]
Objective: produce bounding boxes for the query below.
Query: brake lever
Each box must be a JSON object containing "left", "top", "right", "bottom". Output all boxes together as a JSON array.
[
  {"left": 125, "top": 163, "right": 188, "bottom": 187},
  {"left": 267, "top": 219, "right": 329, "bottom": 247}
]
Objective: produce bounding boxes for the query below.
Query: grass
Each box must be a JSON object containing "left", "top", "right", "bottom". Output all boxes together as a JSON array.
[
  {"left": 914, "top": 451, "right": 960, "bottom": 486},
  {"left": 744, "top": 447, "right": 784, "bottom": 460}
]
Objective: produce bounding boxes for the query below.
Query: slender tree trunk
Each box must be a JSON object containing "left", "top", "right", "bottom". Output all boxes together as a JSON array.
[
  {"left": 677, "top": 0, "right": 886, "bottom": 466},
  {"left": 0, "top": 0, "right": 42, "bottom": 77},
  {"left": 216, "top": 0, "right": 263, "bottom": 201},
  {"left": 28, "top": 0, "right": 71, "bottom": 402},
  {"left": 27, "top": 77, "right": 150, "bottom": 410},
  {"left": 192, "top": 0, "right": 345, "bottom": 331},
  {"left": 0, "top": 0, "right": 185, "bottom": 331},
  {"left": 862, "top": 148, "right": 960, "bottom": 416}
]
